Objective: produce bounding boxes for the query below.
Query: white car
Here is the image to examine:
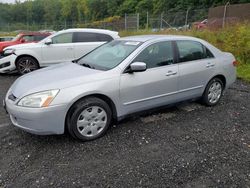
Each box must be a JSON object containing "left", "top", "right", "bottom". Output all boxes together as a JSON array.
[{"left": 0, "top": 28, "right": 119, "bottom": 74}]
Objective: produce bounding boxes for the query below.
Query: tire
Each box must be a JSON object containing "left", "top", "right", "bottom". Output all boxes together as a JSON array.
[
  {"left": 16, "top": 56, "right": 39, "bottom": 75},
  {"left": 66, "top": 97, "right": 112, "bottom": 141},
  {"left": 202, "top": 78, "right": 224, "bottom": 106}
]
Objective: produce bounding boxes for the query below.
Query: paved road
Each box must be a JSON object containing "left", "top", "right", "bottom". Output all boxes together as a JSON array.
[{"left": 0, "top": 74, "right": 249, "bottom": 188}]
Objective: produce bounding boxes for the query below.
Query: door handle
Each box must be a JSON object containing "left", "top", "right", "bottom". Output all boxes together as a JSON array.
[
  {"left": 67, "top": 47, "right": 74, "bottom": 50},
  {"left": 206, "top": 63, "right": 215, "bottom": 68},
  {"left": 166, "top": 71, "right": 177, "bottom": 76}
]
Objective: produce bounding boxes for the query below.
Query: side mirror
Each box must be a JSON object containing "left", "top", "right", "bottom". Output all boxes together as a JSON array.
[
  {"left": 127, "top": 62, "right": 147, "bottom": 73},
  {"left": 45, "top": 38, "right": 52, "bottom": 45}
]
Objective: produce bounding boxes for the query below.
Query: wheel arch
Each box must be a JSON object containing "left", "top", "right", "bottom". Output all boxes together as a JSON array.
[
  {"left": 64, "top": 93, "right": 118, "bottom": 132},
  {"left": 15, "top": 54, "right": 40, "bottom": 67},
  {"left": 203, "top": 74, "right": 227, "bottom": 95},
  {"left": 210, "top": 74, "right": 226, "bottom": 88}
]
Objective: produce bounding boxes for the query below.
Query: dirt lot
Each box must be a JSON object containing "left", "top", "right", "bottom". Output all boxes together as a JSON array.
[{"left": 0, "top": 74, "right": 249, "bottom": 188}]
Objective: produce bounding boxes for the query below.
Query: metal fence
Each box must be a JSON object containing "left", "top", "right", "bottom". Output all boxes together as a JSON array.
[
  {"left": 148, "top": 9, "right": 208, "bottom": 30},
  {"left": 0, "top": 4, "right": 249, "bottom": 33},
  {"left": 208, "top": 3, "right": 250, "bottom": 28}
]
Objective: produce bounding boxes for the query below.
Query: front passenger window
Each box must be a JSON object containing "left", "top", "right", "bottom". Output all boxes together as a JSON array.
[
  {"left": 133, "top": 41, "right": 174, "bottom": 69},
  {"left": 52, "top": 33, "right": 73, "bottom": 44}
]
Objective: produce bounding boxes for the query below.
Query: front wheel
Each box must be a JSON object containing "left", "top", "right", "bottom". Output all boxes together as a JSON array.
[
  {"left": 202, "top": 78, "right": 224, "bottom": 106},
  {"left": 16, "top": 56, "right": 39, "bottom": 75},
  {"left": 67, "top": 97, "right": 112, "bottom": 141}
]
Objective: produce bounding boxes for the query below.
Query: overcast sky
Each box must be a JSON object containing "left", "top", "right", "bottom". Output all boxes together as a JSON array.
[{"left": 0, "top": 0, "right": 26, "bottom": 3}]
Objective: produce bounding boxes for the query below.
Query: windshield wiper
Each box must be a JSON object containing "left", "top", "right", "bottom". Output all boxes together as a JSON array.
[{"left": 81, "top": 63, "right": 95, "bottom": 69}]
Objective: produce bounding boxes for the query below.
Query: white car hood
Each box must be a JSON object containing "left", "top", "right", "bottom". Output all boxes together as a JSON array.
[{"left": 4, "top": 42, "right": 38, "bottom": 50}]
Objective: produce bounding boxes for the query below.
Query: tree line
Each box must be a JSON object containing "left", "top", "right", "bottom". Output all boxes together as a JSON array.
[{"left": 0, "top": 0, "right": 249, "bottom": 27}]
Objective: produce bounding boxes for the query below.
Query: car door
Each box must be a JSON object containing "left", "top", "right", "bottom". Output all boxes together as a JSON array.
[
  {"left": 120, "top": 41, "right": 179, "bottom": 114},
  {"left": 176, "top": 40, "right": 216, "bottom": 99},
  {"left": 41, "top": 32, "right": 74, "bottom": 65},
  {"left": 73, "top": 32, "right": 109, "bottom": 59}
]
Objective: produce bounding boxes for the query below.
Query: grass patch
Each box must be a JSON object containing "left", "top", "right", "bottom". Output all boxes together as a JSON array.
[{"left": 237, "top": 64, "right": 250, "bottom": 82}]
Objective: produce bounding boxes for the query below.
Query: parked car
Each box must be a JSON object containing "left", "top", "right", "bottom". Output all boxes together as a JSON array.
[
  {"left": 193, "top": 19, "right": 208, "bottom": 30},
  {"left": 0, "top": 29, "right": 119, "bottom": 74},
  {"left": 0, "top": 32, "right": 51, "bottom": 54},
  {"left": 0, "top": 36, "right": 14, "bottom": 42},
  {"left": 3, "top": 35, "right": 237, "bottom": 141}
]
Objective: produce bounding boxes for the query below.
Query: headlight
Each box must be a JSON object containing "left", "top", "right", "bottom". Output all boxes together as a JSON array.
[
  {"left": 17, "top": 90, "right": 59, "bottom": 108},
  {"left": 4, "top": 49, "right": 15, "bottom": 56}
]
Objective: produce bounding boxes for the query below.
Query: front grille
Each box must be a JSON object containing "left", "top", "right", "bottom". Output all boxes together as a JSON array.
[
  {"left": 0, "top": 61, "right": 10, "bottom": 69},
  {"left": 8, "top": 94, "right": 17, "bottom": 101}
]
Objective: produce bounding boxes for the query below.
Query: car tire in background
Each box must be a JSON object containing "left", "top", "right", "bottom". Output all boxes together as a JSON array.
[
  {"left": 16, "top": 56, "right": 39, "bottom": 75},
  {"left": 202, "top": 77, "right": 224, "bottom": 106},
  {"left": 66, "top": 97, "right": 112, "bottom": 141}
]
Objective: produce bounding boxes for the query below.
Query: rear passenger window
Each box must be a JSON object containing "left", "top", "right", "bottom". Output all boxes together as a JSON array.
[
  {"left": 176, "top": 40, "right": 212, "bottom": 62},
  {"left": 205, "top": 47, "right": 214, "bottom": 58},
  {"left": 73, "top": 32, "right": 113, "bottom": 43},
  {"left": 97, "top": 34, "right": 113, "bottom": 42},
  {"left": 133, "top": 41, "right": 174, "bottom": 69}
]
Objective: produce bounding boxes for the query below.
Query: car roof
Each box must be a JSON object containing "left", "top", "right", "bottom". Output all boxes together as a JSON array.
[
  {"left": 119, "top": 35, "right": 201, "bottom": 42},
  {"left": 18, "top": 32, "right": 51, "bottom": 35},
  {"left": 59, "top": 28, "right": 119, "bottom": 35}
]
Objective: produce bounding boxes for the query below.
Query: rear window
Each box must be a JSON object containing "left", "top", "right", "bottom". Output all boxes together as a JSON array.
[
  {"left": 73, "top": 32, "right": 113, "bottom": 43},
  {"left": 176, "top": 40, "right": 214, "bottom": 62}
]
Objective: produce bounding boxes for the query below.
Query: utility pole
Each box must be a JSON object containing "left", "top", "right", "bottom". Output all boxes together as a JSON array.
[
  {"left": 223, "top": 1, "right": 230, "bottom": 28},
  {"left": 146, "top": 11, "right": 149, "bottom": 30},
  {"left": 160, "top": 13, "right": 163, "bottom": 30},
  {"left": 185, "top": 8, "right": 190, "bottom": 31},
  {"left": 137, "top": 13, "right": 140, "bottom": 31},
  {"left": 124, "top": 13, "right": 127, "bottom": 30}
]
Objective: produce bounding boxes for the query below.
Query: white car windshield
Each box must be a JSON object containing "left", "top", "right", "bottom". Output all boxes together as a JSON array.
[{"left": 77, "top": 40, "right": 141, "bottom": 71}]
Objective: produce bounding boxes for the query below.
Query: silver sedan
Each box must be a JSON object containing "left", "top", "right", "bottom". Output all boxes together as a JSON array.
[{"left": 4, "top": 35, "right": 237, "bottom": 141}]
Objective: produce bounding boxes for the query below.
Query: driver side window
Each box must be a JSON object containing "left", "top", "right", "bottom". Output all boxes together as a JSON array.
[
  {"left": 52, "top": 33, "right": 73, "bottom": 44},
  {"left": 133, "top": 41, "right": 174, "bottom": 69},
  {"left": 22, "top": 35, "right": 34, "bottom": 42}
]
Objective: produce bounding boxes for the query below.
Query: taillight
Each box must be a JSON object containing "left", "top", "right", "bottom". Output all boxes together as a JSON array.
[{"left": 233, "top": 61, "right": 238, "bottom": 67}]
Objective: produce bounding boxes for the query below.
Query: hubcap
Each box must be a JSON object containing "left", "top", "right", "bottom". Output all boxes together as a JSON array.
[
  {"left": 208, "top": 81, "right": 222, "bottom": 104},
  {"left": 18, "top": 59, "right": 37, "bottom": 74},
  {"left": 77, "top": 106, "right": 107, "bottom": 137}
]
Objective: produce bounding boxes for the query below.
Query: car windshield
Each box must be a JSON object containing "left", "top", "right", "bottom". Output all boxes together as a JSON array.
[{"left": 77, "top": 40, "right": 141, "bottom": 71}]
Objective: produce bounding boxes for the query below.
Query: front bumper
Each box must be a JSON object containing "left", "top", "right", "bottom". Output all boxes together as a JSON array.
[
  {"left": 4, "top": 94, "right": 67, "bottom": 135},
  {"left": 0, "top": 54, "right": 17, "bottom": 73}
]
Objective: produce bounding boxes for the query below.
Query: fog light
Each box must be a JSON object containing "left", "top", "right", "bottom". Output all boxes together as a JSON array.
[{"left": 0, "top": 62, "right": 10, "bottom": 69}]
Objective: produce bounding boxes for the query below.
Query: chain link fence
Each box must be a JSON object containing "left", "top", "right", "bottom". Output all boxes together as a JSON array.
[
  {"left": 0, "top": 4, "right": 249, "bottom": 33},
  {"left": 0, "top": 10, "right": 206, "bottom": 32}
]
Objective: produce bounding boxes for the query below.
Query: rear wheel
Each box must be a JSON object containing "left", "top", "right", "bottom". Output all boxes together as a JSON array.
[
  {"left": 66, "top": 97, "right": 112, "bottom": 141},
  {"left": 202, "top": 78, "right": 224, "bottom": 106},
  {"left": 16, "top": 56, "right": 39, "bottom": 75}
]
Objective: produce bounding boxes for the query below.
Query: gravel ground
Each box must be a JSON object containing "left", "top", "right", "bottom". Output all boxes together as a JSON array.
[{"left": 0, "top": 74, "right": 249, "bottom": 188}]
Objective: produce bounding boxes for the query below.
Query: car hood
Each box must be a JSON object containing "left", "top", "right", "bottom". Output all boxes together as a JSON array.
[
  {"left": 10, "top": 62, "right": 104, "bottom": 98},
  {"left": 0, "top": 41, "right": 15, "bottom": 51},
  {"left": 0, "top": 41, "right": 13, "bottom": 46},
  {"left": 4, "top": 42, "right": 37, "bottom": 50}
]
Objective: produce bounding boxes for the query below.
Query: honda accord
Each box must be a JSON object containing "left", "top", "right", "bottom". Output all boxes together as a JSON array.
[{"left": 3, "top": 35, "right": 237, "bottom": 141}]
